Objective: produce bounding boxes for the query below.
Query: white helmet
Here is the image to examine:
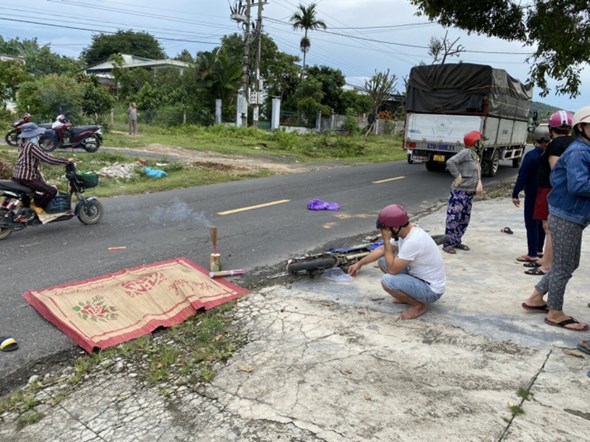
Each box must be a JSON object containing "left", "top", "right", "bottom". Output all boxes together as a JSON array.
[
  {"left": 532, "top": 124, "right": 550, "bottom": 142},
  {"left": 572, "top": 105, "right": 590, "bottom": 137}
]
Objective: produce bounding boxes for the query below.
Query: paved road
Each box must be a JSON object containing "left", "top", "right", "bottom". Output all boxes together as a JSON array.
[{"left": 0, "top": 158, "right": 519, "bottom": 391}]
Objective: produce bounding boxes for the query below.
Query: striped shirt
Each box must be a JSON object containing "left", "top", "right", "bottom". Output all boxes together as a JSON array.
[{"left": 12, "top": 140, "right": 69, "bottom": 181}]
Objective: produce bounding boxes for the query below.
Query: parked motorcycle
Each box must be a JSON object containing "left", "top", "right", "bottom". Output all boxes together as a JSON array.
[
  {"left": 39, "top": 117, "right": 103, "bottom": 153},
  {"left": 4, "top": 113, "right": 31, "bottom": 146},
  {"left": 0, "top": 163, "right": 103, "bottom": 240}
]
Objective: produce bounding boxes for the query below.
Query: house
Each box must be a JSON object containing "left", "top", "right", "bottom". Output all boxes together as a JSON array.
[{"left": 85, "top": 54, "right": 192, "bottom": 89}]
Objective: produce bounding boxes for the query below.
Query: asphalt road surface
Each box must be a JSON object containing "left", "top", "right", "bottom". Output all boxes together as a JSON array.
[{"left": 0, "top": 158, "right": 518, "bottom": 390}]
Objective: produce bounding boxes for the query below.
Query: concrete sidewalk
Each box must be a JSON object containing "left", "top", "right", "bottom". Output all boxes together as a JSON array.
[{"left": 1, "top": 197, "right": 589, "bottom": 441}]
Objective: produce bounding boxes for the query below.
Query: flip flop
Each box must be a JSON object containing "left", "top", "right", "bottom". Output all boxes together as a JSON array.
[
  {"left": 0, "top": 337, "right": 18, "bottom": 352},
  {"left": 523, "top": 261, "right": 542, "bottom": 268},
  {"left": 442, "top": 246, "right": 456, "bottom": 254},
  {"left": 578, "top": 341, "right": 590, "bottom": 355},
  {"left": 521, "top": 302, "right": 549, "bottom": 312},
  {"left": 544, "top": 317, "right": 589, "bottom": 332},
  {"left": 501, "top": 227, "right": 514, "bottom": 234},
  {"left": 454, "top": 244, "right": 470, "bottom": 251},
  {"left": 517, "top": 256, "right": 538, "bottom": 262},
  {"left": 525, "top": 267, "right": 546, "bottom": 275}
]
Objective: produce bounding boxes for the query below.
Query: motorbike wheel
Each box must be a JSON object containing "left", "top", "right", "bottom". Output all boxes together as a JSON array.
[
  {"left": 77, "top": 199, "right": 104, "bottom": 225},
  {"left": 287, "top": 256, "right": 338, "bottom": 274},
  {"left": 5, "top": 129, "right": 18, "bottom": 147},
  {"left": 0, "top": 210, "right": 14, "bottom": 240},
  {"left": 39, "top": 136, "right": 57, "bottom": 152},
  {"left": 83, "top": 136, "right": 101, "bottom": 153}
]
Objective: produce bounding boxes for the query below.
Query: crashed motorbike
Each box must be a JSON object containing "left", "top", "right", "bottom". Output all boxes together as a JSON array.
[
  {"left": 39, "top": 118, "right": 103, "bottom": 153},
  {"left": 0, "top": 163, "right": 103, "bottom": 240},
  {"left": 4, "top": 113, "right": 31, "bottom": 146},
  {"left": 287, "top": 234, "right": 449, "bottom": 277}
]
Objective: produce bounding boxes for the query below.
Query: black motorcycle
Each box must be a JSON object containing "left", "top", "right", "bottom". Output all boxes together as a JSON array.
[{"left": 0, "top": 164, "right": 103, "bottom": 240}]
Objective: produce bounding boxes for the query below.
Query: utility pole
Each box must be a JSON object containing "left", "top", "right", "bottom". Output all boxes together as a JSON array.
[
  {"left": 252, "top": 0, "right": 264, "bottom": 128},
  {"left": 240, "top": 1, "right": 252, "bottom": 127}
]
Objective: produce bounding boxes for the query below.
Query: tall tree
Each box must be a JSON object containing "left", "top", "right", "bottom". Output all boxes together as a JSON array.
[
  {"left": 82, "top": 30, "right": 166, "bottom": 66},
  {"left": 428, "top": 31, "right": 465, "bottom": 64},
  {"left": 290, "top": 3, "right": 327, "bottom": 76},
  {"left": 306, "top": 65, "right": 346, "bottom": 114},
  {"left": 364, "top": 70, "right": 397, "bottom": 135},
  {"left": 411, "top": 0, "right": 590, "bottom": 97}
]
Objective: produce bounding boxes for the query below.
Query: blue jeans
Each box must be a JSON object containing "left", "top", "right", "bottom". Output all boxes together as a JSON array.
[{"left": 378, "top": 258, "right": 442, "bottom": 304}]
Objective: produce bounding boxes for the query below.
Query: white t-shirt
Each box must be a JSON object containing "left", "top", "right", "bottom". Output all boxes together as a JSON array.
[{"left": 394, "top": 226, "right": 446, "bottom": 294}]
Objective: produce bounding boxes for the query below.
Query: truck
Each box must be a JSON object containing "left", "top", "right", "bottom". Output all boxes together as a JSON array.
[{"left": 403, "top": 63, "right": 532, "bottom": 177}]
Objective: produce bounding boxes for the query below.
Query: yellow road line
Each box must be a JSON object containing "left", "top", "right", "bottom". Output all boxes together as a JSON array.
[
  {"left": 217, "top": 199, "right": 290, "bottom": 216},
  {"left": 372, "top": 176, "right": 405, "bottom": 184}
]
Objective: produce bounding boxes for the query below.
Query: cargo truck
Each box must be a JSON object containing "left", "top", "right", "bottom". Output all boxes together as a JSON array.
[{"left": 404, "top": 63, "right": 532, "bottom": 176}]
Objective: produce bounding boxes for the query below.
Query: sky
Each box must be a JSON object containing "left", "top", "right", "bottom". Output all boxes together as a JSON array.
[{"left": 2, "top": 0, "right": 589, "bottom": 113}]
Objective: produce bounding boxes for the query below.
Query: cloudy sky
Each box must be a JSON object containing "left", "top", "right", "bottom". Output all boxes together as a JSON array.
[{"left": 2, "top": 0, "right": 589, "bottom": 113}]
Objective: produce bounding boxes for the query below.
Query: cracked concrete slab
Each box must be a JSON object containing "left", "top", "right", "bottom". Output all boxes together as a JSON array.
[{"left": 1, "top": 198, "right": 589, "bottom": 441}]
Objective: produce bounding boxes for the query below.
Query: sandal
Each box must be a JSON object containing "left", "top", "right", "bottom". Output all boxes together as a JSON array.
[
  {"left": 523, "top": 261, "right": 542, "bottom": 268},
  {"left": 454, "top": 244, "right": 470, "bottom": 251},
  {"left": 442, "top": 246, "right": 456, "bottom": 254},
  {"left": 525, "top": 267, "right": 546, "bottom": 275},
  {"left": 501, "top": 227, "right": 513, "bottom": 234},
  {"left": 577, "top": 341, "right": 590, "bottom": 355},
  {"left": 544, "top": 317, "right": 589, "bottom": 332},
  {"left": 516, "top": 256, "right": 538, "bottom": 262}
]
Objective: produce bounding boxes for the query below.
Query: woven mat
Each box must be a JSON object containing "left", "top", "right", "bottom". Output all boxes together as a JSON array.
[{"left": 23, "top": 258, "right": 249, "bottom": 353}]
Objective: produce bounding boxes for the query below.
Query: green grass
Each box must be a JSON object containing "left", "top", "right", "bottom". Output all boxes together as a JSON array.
[{"left": 0, "top": 126, "right": 405, "bottom": 198}]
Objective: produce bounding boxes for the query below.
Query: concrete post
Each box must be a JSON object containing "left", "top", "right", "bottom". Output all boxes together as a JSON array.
[
  {"left": 215, "top": 99, "right": 222, "bottom": 124},
  {"left": 271, "top": 97, "right": 281, "bottom": 129}
]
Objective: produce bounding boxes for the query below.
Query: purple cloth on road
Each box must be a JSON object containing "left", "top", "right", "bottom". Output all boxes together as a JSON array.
[{"left": 307, "top": 199, "right": 340, "bottom": 211}]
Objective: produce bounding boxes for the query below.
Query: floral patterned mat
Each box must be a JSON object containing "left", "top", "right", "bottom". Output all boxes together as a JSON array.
[{"left": 23, "top": 258, "right": 249, "bottom": 353}]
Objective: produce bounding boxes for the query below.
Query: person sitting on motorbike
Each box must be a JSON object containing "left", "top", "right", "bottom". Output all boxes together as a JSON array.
[
  {"left": 11, "top": 122, "right": 72, "bottom": 222},
  {"left": 347, "top": 204, "right": 447, "bottom": 320},
  {"left": 51, "top": 113, "right": 69, "bottom": 146}
]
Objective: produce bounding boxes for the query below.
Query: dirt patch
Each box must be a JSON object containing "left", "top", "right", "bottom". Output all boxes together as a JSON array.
[{"left": 110, "top": 143, "right": 345, "bottom": 175}]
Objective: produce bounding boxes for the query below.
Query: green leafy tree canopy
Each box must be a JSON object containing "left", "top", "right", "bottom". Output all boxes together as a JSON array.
[
  {"left": 82, "top": 30, "right": 166, "bottom": 67},
  {"left": 411, "top": 0, "right": 590, "bottom": 97}
]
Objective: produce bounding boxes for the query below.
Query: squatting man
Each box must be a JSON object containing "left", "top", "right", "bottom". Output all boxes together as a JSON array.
[{"left": 348, "top": 204, "right": 446, "bottom": 320}]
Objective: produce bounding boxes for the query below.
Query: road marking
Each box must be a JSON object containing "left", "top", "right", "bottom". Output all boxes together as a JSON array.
[
  {"left": 372, "top": 176, "right": 405, "bottom": 184},
  {"left": 217, "top": 199, "right": 290, "bottom": 216}
]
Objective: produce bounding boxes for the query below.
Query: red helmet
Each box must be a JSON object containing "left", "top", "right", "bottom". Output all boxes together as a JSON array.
[
  {"left": 376, "top": 204, "right": 409, "bottom": 229},
  {"left": 464, "top": 131, "right": 482, "bottom": 147},
  {"left": 548, "top": 110, "right": 573, "bottom": 130}
]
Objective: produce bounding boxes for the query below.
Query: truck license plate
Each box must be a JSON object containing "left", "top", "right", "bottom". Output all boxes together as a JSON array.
[{"left": 433, "top": 154, "right": 445, "bottom": 162}]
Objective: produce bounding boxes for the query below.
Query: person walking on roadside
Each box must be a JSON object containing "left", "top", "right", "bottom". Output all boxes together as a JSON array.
[
  {"left": 348, "top": 204, "right": 446, "bottom": 320},
  {"left": 526, "top": 111, "right": 575, "bottom": 276},
  {"left": 128, "top": 102, "right": 138, "bottom": 135},
  {"left": 442, "top": 130, "right": 483, "bottom": 254},
  {"left": 512, "top": 124, "right": 548, "bottom": 263},
  {"left": 521, "top": 106, "right": 590, "bottom": 332}
]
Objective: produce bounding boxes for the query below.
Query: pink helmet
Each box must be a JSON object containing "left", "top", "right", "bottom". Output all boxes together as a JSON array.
[
  {"left": 376, "top": 204, "right": 409, "bottom": 229},
  {"left": 548, "top": 110, "right": 573, "bottom": 129}
]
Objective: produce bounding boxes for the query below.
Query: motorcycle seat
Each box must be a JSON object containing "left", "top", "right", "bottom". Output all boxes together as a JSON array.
[
  {"left": 0, "top": 179, "right": 32, "bottom": 193},
  {"left": 70, "top": 125, "right": 100, "bottom": 135}
]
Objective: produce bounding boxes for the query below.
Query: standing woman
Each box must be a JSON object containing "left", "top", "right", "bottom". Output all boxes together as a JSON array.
[
  {"left": 127, "top": 102, "right": 138, "bottom": 135},
  {"left": 522, "top": 106, "right": 590, "bottom": 331},
  {"left": 442, "top": 130, "right": 484, "bottom": 254}
]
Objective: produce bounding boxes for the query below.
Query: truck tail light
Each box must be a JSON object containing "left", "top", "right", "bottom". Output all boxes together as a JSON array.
[{"left": 405, "top": 142, "right": 416, "bottom": 149}]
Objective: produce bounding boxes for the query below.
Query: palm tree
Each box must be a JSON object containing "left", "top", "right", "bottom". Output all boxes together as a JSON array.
[{"left": 290, "top": 3, "right": 327, "bottom": 77}]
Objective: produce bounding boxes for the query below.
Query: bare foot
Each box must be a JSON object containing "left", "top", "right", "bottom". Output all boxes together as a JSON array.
[
  {"left": 400, "top": 305, "right": 427, "bottom": 320},
  {"left": 392, "top": 299, "right": 408, "bottom": 304}
]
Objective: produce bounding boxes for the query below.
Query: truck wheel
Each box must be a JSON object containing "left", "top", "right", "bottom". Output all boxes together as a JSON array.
[
  {"left": 483, "top": 150, "right": 500, "bottom": 177},
  {"left": 512, "top": 156, "right": 522, "bottom": 168},
  {"left": 425, "top": 160, "right": 445, "bottom": 172}
]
